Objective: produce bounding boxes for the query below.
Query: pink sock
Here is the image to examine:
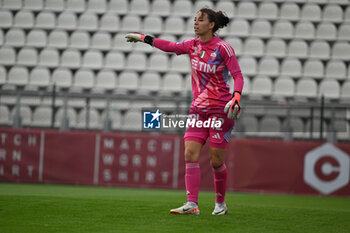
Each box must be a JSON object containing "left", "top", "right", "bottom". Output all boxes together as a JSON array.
[
  {"left": 185, "top": 162, "right": 200, "bottom": 204},
  {"left": 213, "top": 163, "right": 227, "bottom": 203}
]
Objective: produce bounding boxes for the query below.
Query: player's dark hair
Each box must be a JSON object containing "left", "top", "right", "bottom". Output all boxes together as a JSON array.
[{"left": 199, "top": 8, "right": 229, "bottom": 33}]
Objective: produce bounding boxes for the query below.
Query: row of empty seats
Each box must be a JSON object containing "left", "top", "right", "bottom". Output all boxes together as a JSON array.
[
  {"left": 1, "top": 104, "right": 348, "bottom": 140},
  {"left": 1, "top": 9, "right": 350, "bottom": 38},
  {"left": 1, "top": 26, "right": 350, "bottom": 52},
  {"left": 1, "top": 68, "right": 350, "bottom": 101},
  {"left": 1, "top": 0, "right": 350, "bottom": 19}
]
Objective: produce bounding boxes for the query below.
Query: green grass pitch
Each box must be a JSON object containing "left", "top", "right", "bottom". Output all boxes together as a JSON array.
[{"left": 0, "top": 183, "right": 349, "bottom": 233}]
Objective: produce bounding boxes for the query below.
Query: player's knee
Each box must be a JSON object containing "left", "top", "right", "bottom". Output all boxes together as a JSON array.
[
  {"left": 184, "top": 147, "right": 199, "bottom": 162},
  {"left": 210, "top": 156, "right": 223, "bottom": 168}
]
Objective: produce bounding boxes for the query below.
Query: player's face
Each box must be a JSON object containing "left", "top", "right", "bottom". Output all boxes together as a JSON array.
[{"left": 194, "top": 12, "right": 215, "bottom": 36}]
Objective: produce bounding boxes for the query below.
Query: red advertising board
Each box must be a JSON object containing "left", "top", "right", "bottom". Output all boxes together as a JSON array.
[{"left": 0, "top": 127, "right": 349, "bottom": 197}]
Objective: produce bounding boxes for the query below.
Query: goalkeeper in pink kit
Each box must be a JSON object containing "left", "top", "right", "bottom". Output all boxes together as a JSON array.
[{"left": 125, "top": 8, "right": 243, "bottom": 215}]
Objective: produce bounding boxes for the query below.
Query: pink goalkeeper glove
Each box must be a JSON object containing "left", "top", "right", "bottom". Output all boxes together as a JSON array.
[
  {"left": 125, "top": 33, "right": 154, "bottom": 45},
  {"left": 224, "top": 91, "right": 241, "bottom": 120}
]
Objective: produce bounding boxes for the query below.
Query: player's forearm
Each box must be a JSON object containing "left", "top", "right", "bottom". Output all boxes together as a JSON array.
[
  {"left": 232, "top": 71, "right": 244, "bottom": 94},
  {"left": 153, "top": 38, "right": 177, "bottom": 53}
]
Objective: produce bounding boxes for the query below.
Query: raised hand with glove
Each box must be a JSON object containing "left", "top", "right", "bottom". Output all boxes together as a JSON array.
[
  {"left": 224, "top": 91, "right": 241, "bottom": 120},
  {"left": 125, "top": 33, "right": 154, "bottom": 46}
]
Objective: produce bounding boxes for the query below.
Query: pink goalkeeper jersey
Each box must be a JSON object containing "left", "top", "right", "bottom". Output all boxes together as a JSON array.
[{"left": 153, "top": 36, "right": 243, "bottom": 109}]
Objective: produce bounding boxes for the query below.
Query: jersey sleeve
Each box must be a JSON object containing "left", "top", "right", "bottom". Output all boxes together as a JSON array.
[
  {"left": 153, "top": 38, "right": 193, "bottom": 55},
  {"left": 172, "top": 39, "right": 193, "bottom": 55},
  {"left": 218, "top": 42, "right": 244, "bottom": 94}
]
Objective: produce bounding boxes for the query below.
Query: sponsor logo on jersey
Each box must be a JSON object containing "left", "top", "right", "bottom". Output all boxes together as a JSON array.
[{"left": 191, "top": 59, "right": 216, "bottom": 73}]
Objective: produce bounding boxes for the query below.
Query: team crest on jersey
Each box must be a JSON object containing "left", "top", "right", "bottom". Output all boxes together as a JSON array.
[{"left": 210, "top": 52, "right": 216, "bottom": 60}]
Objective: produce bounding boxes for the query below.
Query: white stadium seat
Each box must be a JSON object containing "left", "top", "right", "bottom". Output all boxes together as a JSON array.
[
  {"left": 0, "top": 105, "right": 10, "bottom": 125},
  {"left": 91, "top": 32, "right": 112, "bottom": 50},
  {"left": 118, "top": 71, "right": 139, "bottom": 91},
  {"left": 229, "top": 19, "right": 250, "bottom": 38},
  {"left": 172, "top": 0, "right": 192, "bottom": 17},
  {"left": 11, "top": 106, "right": 32, "bottom": 126},
  {"left": 69, "top": 31, "right": 90, "bottom": 50},
  {"left": 164, "top": 17, "right": 185, "bottom": 35},
  {"left": 251, "top": 19, "right": 272, "bottom": 38},
  {"left": 258, "top": 2, "right": 278, "bottom": 20},
  {"left": 66, "top": 0, "right": 85, "bottom": 13},
  {"left": 273, "top": 20, "right": 294, "bottom": 39},
  {"left": 29, "top": 67, "right": 50, "bottom": 87},
  {"left": 76, "top": 108, "right": 101, "bottom": 129},
  {"left": 3, "top": 0, "right": 22, "bottom": 10},
  {"left": 51, "top": 68, "right": 73, "bottom": 88},
  {"left": 87, "top": 0, "right": 106, "bottom": 14},
  {"left": 17, "top": 48, "right": 38, "bottom": 66},
  {"left": 61, "top": 49, "right": 81, "bottom": 68},
  {"left": 325, "top": 60, "right": 347, "bottom": 80},
  {"left": 236, "top": 2, "right": 257, "bottom": 20},
  {"left": 323, "top": 4, "right": 343, "bottom": 23},
  {"left": 340, "top": 81, "right": 350, "bottom": 100},
  {"left": 44, "top": 0, "right": 64, "bottom": 12},
  {"left": 109, "top": 0, "right": 128, "bottom": 14},
  {"left": 7, "top": 67, "right": 29, "bottom": 86},
  {"left": 82, "top": 50, "right": 103, "bottom": 69},
  {"left": 126, "top": 52, "right": 147, "bottom": 71},
  {"left": 338, "top": 23, "right": 350, "bottom": 41},
  {"left": 273, "top": 76, "right": 295, "bottom": 98},
  {"left": 73, "top": 69, "right": 95, "bottom": 90},
  {"left": 332, "top": 42, "right": 350, "bottom": 61},
  {"left": 287, "top": 39, "right": 308, "bottom": 59},
  {"left": 243, "top": 38, "right": 264, "bottom": 57},
  {"left": 57, "top": 12, "right": 78, "bottom": 30},
  {"left": 142, "top": 15, "right": 163, "bottom": 34},
  {"left": 139, "top": 71, "right": 161, "bottom": 93},
  {"left": 121, "top": 15, "right": 141, "bottom": 32},
  {"left": 27, "top": 30, "right": 47, "bottom": 48},
  {"left": 280, "top": 3, "right": 300, "bottom": 21},
  {"left": 23, "top": 0, "right": 44, "bottom": 11},
  {"left": 35, "top": 11, "right": 55, "bottom": 29},
  {"left": 303, "top": 59, "right": 324, "bottom": 79},
  {"left": 258, "top": 57, "right": 279, "bottom": 77},
  {"left": 251, "top": 75, "right": 273, "bottom": 97},
  {"left": 266, "top": 39, "right": 287, "bottom": 58},
  {"left": 0, "top": 10, "right": 12, "bottom": 28},
  {"left": 301, "top": 4, "right": 321, "bottom": 22},
  {"left": 239, "top": 56, "right": 257, "bottom": 76},
  {"left": 0, "top": 66, "right": 6, "bottom": 85},
  {"left": 122, "top": 110, "right": 141, "bottom": 131},
  {"left": 100, "top": 14, "right": 120, "bottom": 32},
  {"left": 0, "top": 47, "right": 15, "bottom": 65},
  {"left": 346, "top": 6, "right": 350, "bottom": 22},
  {"left": 316, "top": 23, "right": 337, "bottom": 41},
  {"left": 14, "top": 10, "right": 35, "bottom": 28},
  {"left": 151, "top": 0, "right": 171, "bottom": 16},
  {"left": 281, "top": 58, "right": 302, "bottom": 78},
  {"left": 309, "top": 40, "right": 330, "bottom": 60},
  {"left": 161, "top": 72, "right": 183, "bottom": 94},
  {"left": 216, "top": 1, "right": 235, "bottom": 18},
  {"left": 38, "top": 48, "right": 59, "bottom": 67},
  {"left": 5, "top": 29, "right": 25, "bottom": 47},
  {"left": 295, "top": 78, "right": 317, "bottom": 98},
  {"left": 104, "top": 51, "right": 125, "bottom": 70},
  {"left": 48, "top": 30, "right": 68, "bottom": 49},
  {"left": 129, "top": 0, "right": 150, "bottom": 15},
  {"left": 260, "top": 116, "right": 282, "bottom": 136},
  {"left": 319, "top": 79, "right": 340, "bottom": 99},
  {"left": 78, "top": 13, "right": 98, "bottom": 31},
  {"left": 193, "top": 0, "right": 214, "bottom": 12},
  {"left": 294, "top": 21, "right": 315, "bottom": 40},
  {"left": 95, "top": 70, "right": 116, "bottom": 91},
  {"left": 149, "top": 53, "right": 169, "bottom": 72},
  {"left": 54, "top": 107, "right": 77, "bottom": 128}
]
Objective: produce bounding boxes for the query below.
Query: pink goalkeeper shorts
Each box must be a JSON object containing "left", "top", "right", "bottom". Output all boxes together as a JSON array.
[{"left": 184, "top": 106, "right": 235, "bottom": 149}]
